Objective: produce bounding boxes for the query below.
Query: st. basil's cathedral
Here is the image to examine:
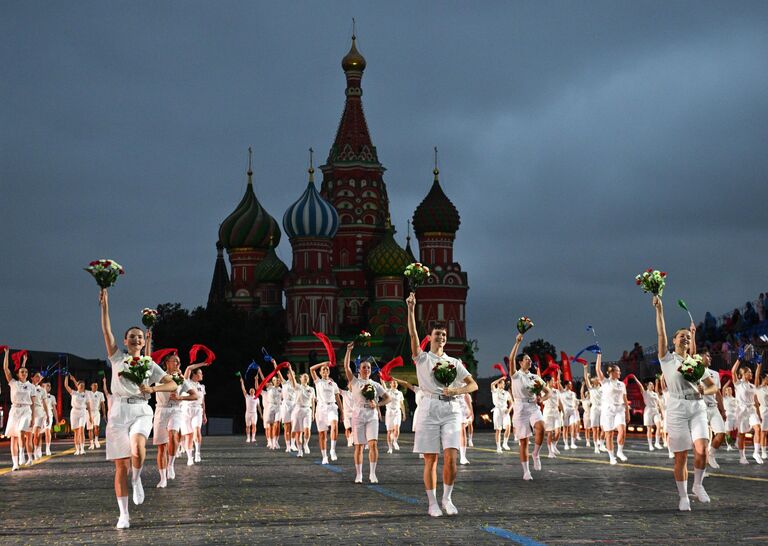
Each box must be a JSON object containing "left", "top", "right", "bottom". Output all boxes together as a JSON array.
[{"left": 208, "top": 35, "right": 471, "bottom": 373}]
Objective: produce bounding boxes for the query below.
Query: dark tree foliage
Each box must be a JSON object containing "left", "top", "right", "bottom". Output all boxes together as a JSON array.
[
  {"left": 522, "top": 338, "right": 557, "bottom": 370},
  {"left": 461, "top": 339, "right": 479, "bottom": 377},
  {"left": 151, "top": 302, "right": 289, "bottom": 419}
]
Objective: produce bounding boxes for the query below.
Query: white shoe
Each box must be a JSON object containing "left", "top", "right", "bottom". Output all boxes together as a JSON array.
[
  {"left": 586, "top": 441, "right": 591, "bottom": 447},
  {"left": 387, "top": 448, "right": 393, "bottom": 454},
  {"left": 726, "top": 444, "right": 733, "bottom": 451},
  {"left": 369, "top": 474, "right": 378, "bottom": 483},
  {"left": 523, "top": 471, "right": 533, "bottom": 481},
  {"left": 167, "top": 465, "right": 175, "bottom": 479},
  {"left": 321, "top": 456, "right": 329, "bottom": 464},
  {"left": 45, "top": 448, "right": 51, "bottom": 456},
  {"left": 393, "top": 441, "right": 400, "bottom": 451},
  {"left": 564, "top": 443, "right": 570, "bottom": 451},
  {"left": 347, "top": 439, "right": 353, "bottom": 447},
  {"left": 330, "top": 450, "right": 337, "bottom": 461},
  {"left": 740, "top": 456, "right": 749, "bottom": 465},
  {"left": 617, "top": 451, "right": 627, "bottom": 462},
  {"left": 194, "top": 453, "right": 201, "bottom": 463},
  {"left": 304, "top": 444, "right": 310, "bottom": 454},
  {"left": 88, "top": 444, "right": 94, "bottom": 450},
  {"left": 553, "top": 446, "right": 561, "bottom": 455},
  {"left": 11, "top": 464, "right": 19, "bottom": 471},
  {"left": 442, "top": 500, "right": 458, "bottom": 516},
  {"left": 354, "top": 474, "right": 363, "bottom": 484},
  {"left": 570, "top": 442, "right": 577, "bottom": 449},
  {"left": 692, "top": 485, "right": 710, "bottom": 503},
  {"left": 116, "top": 516, "right": 130, "bottom": 529},
  {"left": 132, "top": 479, "right": 144, "bottom": 505},
  {"left": 496, "top": 446, "right": 502, "bottom": 454},
  {"left": 503, "top": 443, "right": 510, "bottom": 451},
  {"left": 533, "top": 455, "right": 541, "bottom": 471},
  {"left": 599, "top": 445, "right": 608, "bottom": 453},
  {"left": 649, "top": 445, "right": 655, "bottom": 451},
  {"left": 419, "top": 453, "right": 424, "bottom": 459},
  {"left": 707, "top": 452, "right": 720, "bottom": 469},
  {"left": 24, "top": 459, "right": 33, "bottom": 466},
  {"left": 668, "top": 451, "right": 674, "bottom": 459},
  {"left": 428, "top": 504, "right": 443, "bottom": 517},
  {"left": 547, "top": 452, "right": 556, "bottom": 459},
  {"left": 156, "top": 479, "right": 167, "bottom": 488},
  {"left": 753, "top": 452, "right": 764, "bottom": 465},
  {"left": 594, "top": 447, "right": 600, "bottom": 454},
  {"left": 246, "top": 438, "right": 251, "bottom": 443},
  {"left": 609, "top": 456, "right": 617, "bottom": 465},
  {"left": 460, "top": 456, "right": 469, "bottom": 465},
  {"left": 297, "top": 449, "right": 303, "bottom": 458},
  {"left": 679, "top": 497, "right": 691, "bottom": 511},
  {"left": 187, "top": 457, "right": 194, "bottom": 466},
  {"left": 95, "top": 440, "right": 101, "bottom": 449},
  {"left": 655, "top": 442, "right": 662, "bottom": 450},
  {"left": 285, "top": 447, "right": 292, "bottom": 453},
  {"left": 468, "top": 438, "right": 474, "bottom": 447}
]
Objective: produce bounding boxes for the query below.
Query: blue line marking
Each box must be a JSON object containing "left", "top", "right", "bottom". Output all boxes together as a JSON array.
[
  {"left": 481, "top": 526, "right": 547, "bottom": 545},
  {"left": 314, "top": 461, "right": 344, "bottom": 473},
  {"left": 366, "top": 484, "right": 423, "bottom": 505}
]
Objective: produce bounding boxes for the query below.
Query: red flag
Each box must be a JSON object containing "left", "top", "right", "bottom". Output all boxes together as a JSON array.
[
  {"left": 312, "top": 331, "right": 336, "bottom": 367},
  {"left": 0, "top": 345, "right": 8, "bottom": 353},
  {"left": 254, "top": 362, "right": 290, "bottom": 397},
  {"left": 560, "top": 352, "right": 573, "bottom": 383},
  {"left": 493, "top": 363, "right": 507, "bottom": 377},
  {"left": 420, "top": 335, "right": 430, "bottom": 351},
  {"left": 574, "top": 357, "right": 588, "bottom": 366},
  {"left": 151, "top": 348, "right": 178, "bottom": 365},
  {"left": 189, "top": 344, "right": 216, "bottom": 365},
  {"left": 718, "top": 369, "right": 733, "bottom": 384},
  {"left": 12, "top": 350, "right": 28, "bottom": 371},
  {"left": 532, "top": 354, "right": 541, "bottom": 367},
  {"left": 379, "top": 356, "right": 404, "bottom": 382},
  {"left": 622, "top": 373, "right": 636, "bottom": 386}
]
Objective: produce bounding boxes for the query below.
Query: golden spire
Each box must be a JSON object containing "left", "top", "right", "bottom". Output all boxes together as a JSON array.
[
  {"left": 308, "top": 147, "right": 315, "bottom": 183},
  {"left": 342, "top": 19, "right": 366, "bottom": 72}
]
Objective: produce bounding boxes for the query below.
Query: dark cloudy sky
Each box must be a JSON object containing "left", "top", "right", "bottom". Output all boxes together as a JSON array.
[{"left": 2, "top": 1, "right": 767, "bottom": 378}]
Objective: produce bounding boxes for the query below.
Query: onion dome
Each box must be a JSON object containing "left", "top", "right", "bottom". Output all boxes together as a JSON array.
[
  {"left": 341, "top": 34, "right": 366, "bottom": 72},
  {"left": 253, "top": 240, "right": 288, "bottom": 283},
  {"left": 219, "top": 150, "right": 281, "bottom": 249},
  {"left": 412, "top": 158, "right": 460, "bottom": 237},
  {"left": 367, "top": 220, "right": 411, "bottom": 277},
  {"left": 283, "top": 151, "right": 339, "bottom": 239}
]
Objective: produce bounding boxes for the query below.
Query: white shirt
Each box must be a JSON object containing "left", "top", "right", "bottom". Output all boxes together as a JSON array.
[
  {"left": 9, "top": 379, "right": 35, "bottom": 405},
  {"left": 600, "top": 379, "right": 626, "bottom": 407},
  {"left": 385, "top": 388, "right": 404, "bottom": 413},
  {"left": 156, "top": 378, "right": 196, "bottom": 408},
  {"left": 108, "top": 351, "right": 166, "bottom": 399},
  {"left": 87, "top": 390, "right": 105, "bottom": 412},
  {"left": 735, "top": 379, "right": 757, "bottom": 407},
  {"left": 263, "top": 385, "right": 281, "bottom": 407},
  {"left": 315, "top": 379, "right": 339, "bottom": 405},
  {"left": 32, "top": 385, "right": 46, "bottom": 409},
  {"left": 588, "top": 386, "right": 602, "bottom": 407},
  {"left": 701, "top": 369, "right": 720, "bottom": 406},
  {"left": 46, "top": 394, "right": 57, "bottom": 415},
  {"left": 543, "top": 388, "right": 560, "bottom": 413},
  {"left": 280, "top": 381, "right": 297, "bottom": 405},
  {"left": 414, "top": 351, "right": 470, "bottom": 395},
  {"left": 561, "top": 389, "right": 577, "bottom": 411},
  {"left": 723, "top": 395, "right": 738, "bottom": 416},
  {"left": 510, "top": 370, "right": 540, "bottom": 403},
  {"left": 757, "top": 386, "right": 768, "bottom": 411},
  {"left": 349, "top": 376, "right": 386, "bottom": 420},
  {"left": 184, "top": 381, "right": 205, "bottom": 408},
  {"left": 581, "top": 397, "right": 591, "bottom": 412},
  {"left": 245, "top": 394, "right": 260, "bottom": 413},
  {"left": 71, "top": 391, "right": 88, "bottom": 410},
  {"left": 659, "top": 352, "right": 699, "bottom": 396},
  {"left": 295, "top": 384, "right": 315, "bottom": 408},
  {"left": 643, "top": 391, "right": 660, "bottom": 413},
  {"left": 492, "top": 388, "right": 511, "bottom": 410},
  {"left": 340, "top": 389, "right": 353, "bottom": 412}
]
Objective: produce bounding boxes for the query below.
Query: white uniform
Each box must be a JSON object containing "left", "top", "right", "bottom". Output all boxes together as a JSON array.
[
  {"left": 45, "top": 394, "right": 57, "bottom": 429},
  {"left": 152, "top": 378, "right": 196, "bottom": 445},
  {"left": 349, "top": 377, "right": 386, "bottom": 444},
  {"left": 244, "top": 394, "right": 260, "bottom": 427},
  {"left": 659, "top": 352, "right": 708, "bottom": 452},
  {"left": 385, "top": 388, "right": 404, "bottom": 429},
  {"left": 723, "top": 395, "right": 738, "bottom": 431},
  {"left": 105, "top": 351, "right": 167, "bottom": 460},
  {"left": 3, "top": 379, "right": 35, "bottom": 437},
  {"left": 735, "top": 379, "right": 760, "bottom": 433},
  {"left": 701, "top": 369, "right": 726, "bottom": 434},
  {"left": 86, "top": 390, "right": 105, "bottom": 429},
  {"left": 642, "top": 390, "right": 661, "bottom": 427},
  {"left": 411, "top": 387, "right": 424, "bottom": 432},
  {"left": 543, "top": 388, "right": 562, "bottom": 432},
  {"left": 756, "top": 386, "right": 768, "bottom": 430},
  {"left": 491, "top": 388, "right": 511, "bottom": 430},
  {"left": 588, "top": 386, "right": 602, "bottom": 428},
  {"left": 341, "top": 390, "right": 354, "bottom": 430},
  {"left": 460, "top": 393, "right": 473, "bottom": 425},
  {"left": 510, "top": 370, "right": 544, "bottom": 441},
  {"left": 280, "top": 380, "right": 297, "bottom": 424},
  {"left": 561, "top": 390, "right": 579, "bottom": 426},
  {"left": 262, "top": 385, "right": 281, "bottom": 425},
  {"left": 412, "top": 351, "right": 470, "bottom": 454},
  {"left": 599, "top": 379, "right": 627, "bottom": 432},
  {"left": 31, "top": 384, "right": 47, "bottom": 429},
  {"left": 70, "top": 391, "right": 89, "bottom": 429},
  {"left": 581, "top": 397, "right": 592, "bottom": 429},
  {"left": 290, "top": 384, "right": 315, "bottom": 431},
  {"left": 181, "top": 381, "right": 206, "bottom": 436},
  {"left": 315, "top": 379, "right": 340, "bottom": 431}
]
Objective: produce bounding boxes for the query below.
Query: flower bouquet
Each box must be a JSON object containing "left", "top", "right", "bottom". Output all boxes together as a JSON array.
[
  {"left": 404, "top": 262, "right": 431, "bottom": 292},
  {"left": 354, "top": 330, "right": 372, "bottom": 347},
  {"left": 118, "top": 356, "right": 153, "bottom": 386},
  {"left": 529, "top": 376, "right": 545, "bottom": 397},
  {"left": 432, "top": 360, "right": 458, "bottom": 387},
  {"left": 635, "top": 268, "right": 666, "bottom": 297},
  {"left": 171, "top": 372, "right": 185, "bottom": 386},
  {"left": 517, "top": 316, "right": 534, "bottom": 334},
  {"left": 361, "top": 383, "right": 377, "bottom": 401},
  {"left": 678, "top": 354, "right": 706, "bottom": 383},
  {"left": 141, "top": 308, "right": 158, "bottom": 329},
  {"left": 85, "top": 259, "right": 125, "bottom": 289}
]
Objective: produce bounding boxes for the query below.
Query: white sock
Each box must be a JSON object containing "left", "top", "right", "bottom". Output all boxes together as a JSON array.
[
  {"left": 131, "top": 466, "right": 143, "bottom": 483},
  {"left": 426, "top": 488, "right": 438, "bottom": 506},
  {"left": 676, "top": 480, "right": 688, "bottom": 499},
  {"left": 321, "top": 449, "right": 327, "bottom": 458},
  {"left": 521, "top": 461, "right": 530, "bottom": 474},
  {"left": 169, "top": 456, "right": 176, "bottom": 469},
  {"left": 117, "top": 496, "right": 129, "bottom": 518},
  {"left": 532, "top": 443, "right": 541, "bottom": 458},
  {"left": 460, "top": 446, "right": 466, "bottom": 458},
  {"left": 11, "top": 455, "right": 18, "bottom": 467},
  {"left": 754, "top": 443, "right": 761, "bottom": 454},
  {"left": 693, "top": 468, "right": 705, "bottom": 488},
  {"left": 369, "top": 462, "right": 377, "bottom": 475},
  {"left": 331, "top": 440, "right": 337, "bottom": 451},
  {"left": 194, "top": 441, "right": 200, "bottom": 454},
  {"left": 740, "top": 448, "right": 747, "bottom": 458},
  {"left": 442, "top": 483, "right": 454, "bottom": 502},
  {"left": 158, "top": 468, "right": 167, "bottom": 481},
  {"left": 355, "top": 463, "right": 362, "bottom": 476},
  {"left": 648, "top": 439, "right": 653, "bottom": 448}
]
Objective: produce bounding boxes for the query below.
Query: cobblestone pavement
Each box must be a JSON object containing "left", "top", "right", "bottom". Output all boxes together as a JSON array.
[{"left": 1, "top": 433, "right": 767, "bottom": 544}]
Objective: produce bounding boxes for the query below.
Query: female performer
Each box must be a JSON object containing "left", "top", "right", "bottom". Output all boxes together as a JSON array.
[
  {"left": 181, "top": 363, "right": 208, "bottom": 465},
  {"left": 289, "top": 368, "right": 315, "bottom": 458},
  {"left": 30, "top": 371, "right": 48, "bottom": 460},
  {"left": 64, "top": 374, "right": 89, "bottom": 456},
  {"left": 310, "top": 361, "right": 343, "bottom": 463},
  {"left": 383, "top": 379, "right": 405, "bottom": 454},
  {"left": 560, "top": 382, "right": 579, "bottom": 450},
  {"left": 595, "top": 353, "right": 630, "bottom": 464},
  {"left": 542, "top": 375, "right": 563, "bottom": 458},
  {"left": 3, "top": 349, "right": 37, "bottom": 470},
  {"left": 491, "top": 377, "right": 512, "bottom": 453},
  {"left": 240, "top": 375, "right": 262, "bottom": 444},
  {"left": 276, "top": 362, "right": 297, "bottom": 452},
  {"left": 730, "top": 352, "right": 763, "bottom": 464},
  {"left": 262, "top": 376, "right": 282, "bottom": 449},
  {"left": 756, "top": 360, "right": 768, "bottom": 460},
  {"left": 42, "top": 381, "right": 58, "bottom": 456},
  {"left": 632, "top": 376, "right": 662, "bottom": 451},
  {"left": 580, "top": 384, "right": 592, "bottom": 447}
]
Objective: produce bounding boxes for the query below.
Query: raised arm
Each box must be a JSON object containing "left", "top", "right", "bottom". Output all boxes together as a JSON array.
[
  {"left": 393, "top": 377, "right": 415, "bottom": 393},
  {"left": 145, "top": 329, "right": 153, "bottom": 358},
  {"left": 343, "top": 343, "right": 355, "bottom": 385},
  {"left": 309, "top": 361, "right": 331, "bottom": 383},
  {"left": 754, "top": 355, "right": 763, "bottom": 388},
  {"left": 595, "top": 353, "right": 604, "bottom": 382},
  {"left": 64, "top": 374, "right": 74, "bottom": 395},
  {"left": 102, "top": 375, "right": 111, "bottom": 397},
  {"left": 99, "top": 289, "right": 118, "bottom": 357},
  {"left": 632, "top": 375, "right": 645, "bottom": 391},
  {"left": 688, "top": 322, "right": 697, "bottom": 356},
  {"left": 406, "top": 292, "right": 421, "bottom": 359},
  {"left": 239, "top": 377, "right": 248, "bottom": 397},
  {"left": 287, "top": 365, "right": 297, "bottom": 389},
  {"left": 730, "top": 356, "right": 741, "bottom": 380},
  {"left": 2, "top": 347, "right": 10, "bottom": 384},
  {"left": 184, "top": 362, "right": 208, "bottom": 380},
  {"left": 508, "top": 333, "right": 524, "bottom": 374},
  {"left": 653, "top": 296, "right": 668, "bottom": 360}
]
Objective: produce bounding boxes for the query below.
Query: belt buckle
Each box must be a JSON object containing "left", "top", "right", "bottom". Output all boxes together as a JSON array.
[{"left": 438, "top": 394, "right": 453, "bottom": 402}]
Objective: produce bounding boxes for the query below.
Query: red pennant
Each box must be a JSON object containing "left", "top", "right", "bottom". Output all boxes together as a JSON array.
[
  {"left": 493, "top": 362, "right": 507, "bottom": 377},
  {"left": 379, "top": 356, "right": 404, "bottom": 382},
  {"left": 575, "top": 357, "right": 588, "bottom": 366},
  {"left": 718, "top": 369, "right": 733, "bottom": 384},
  {"left": 312, "top": 331, "right": 336, "bottom": 367},
  {"left": 560, "top": 352, "right": 573, "bottom": 383},
  {"left": 151, "top": 348, "right": 178, "bottom": 365},
  {"left": 622, "top": 373, "right": 636, "bottom": 386},
  {"left": 12, "top": 350, "right": 28, "bottom": 371},
  {"left": 189, "top": 344, "right": 216, "bottom": 365},
  {"left": 420, "top": 335, "right": 430, "bottom": 351},
  {"left": 254, "top": 362, "right": 290, "bottom": 398}
]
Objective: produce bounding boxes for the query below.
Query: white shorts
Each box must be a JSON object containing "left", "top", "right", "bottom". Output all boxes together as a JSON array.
[
  {"left": 513, "top": 402, "right": 543, "bottom": 441},
  {"left": 352, "top": 417, "right": 379, "bottom": 445},
  {"left": 87, "top": 412, "right": 101, "bottom": 430},
  {"left": 706, "top": 405, "right": 727, "bottom": 435},
  {"left": 264, "top": 405, "right": 280, "bottom": 425},
  {"left": 583, "top": 411, "right": 591, "bottom": 429},
  {"left": 761, "top": 411, "right": 768, "bottom": 431},
  {"left": 152, "top": 407, "right": 180, "bottom": 445},
  {"left": 462, "top": 405, "right": 473, "bottom": 423},
  {"left": 245, "top": 411, "right": 258, "bottom": 426},
  {"left": 385, "top": 409, "right": 402, "bottom": 430},
  {"left": 106, "top": 399, "right": 154, "bottom": 460},
  {"left": 665, "top": 397, "right": 708, "bottom": 453},
  {"left": 643, "top": 409, "right": 661, "bottom": 427},
  {"left": 411, "top": 406, "right": 420, "bottom": 432},
  {"left": 725, "top": 413, "right": 737, "bottom": 431},
  {"left": 291, "top": 405, "right": 312, "bottom": 431},
  {"left": 492, "top": 407, "right": 509, "bottom": 430},
  {"left": 4, "top": 405, "right": 32, "bottom": 437},
  {"left": 70, "top": 408, "right": 88, "bottom": 430},
  {"left": 280, "top": 403, "right": 295, "bottom": 424},
  {"left": 589, "top": 406, "right": 602, "bottom": 428},
  {"left": 32, "top": 410, "right": 47, "bottom": 430},
  {"left": 181, "top": 406, "right": 203, "bottom": 436},
  {"left": 413, "top": 397, "right": 463, "bottom": 453},
  {"left": 315, "top": 403, "right": 338, "bottom": 431},
  {"left": 544, "top": 411, "right": 562, "bottom": 432},
  {"left": 600, "top": 407, "right": 626, "bottom": 432},
  {"left": 737, "top": 406, "right": 760, "bottom": 434},
  {"left": 563, "top": 408, "right": 579, "bottom": 427},
  {"left": 45, "top": 413, "right": 54, "bottom": 430}
]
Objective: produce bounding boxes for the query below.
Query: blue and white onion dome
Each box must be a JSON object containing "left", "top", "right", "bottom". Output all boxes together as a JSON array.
[{"left": 283, "top": 164, "right": 339, "bottom": 239}]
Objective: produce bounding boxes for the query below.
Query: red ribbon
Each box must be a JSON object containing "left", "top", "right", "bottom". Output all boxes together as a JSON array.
[
  {"left": 622, "top": 373, "right": 636, "bottom": 386},
  {"left": 718, "top": 369, "right": 733, "bottom": 384},
  {"left": 532, "top": 354, "right": 541, "bottom": 368},
  {"left": 254, "top": 362, "right": 290, "bottom": 398},
  {"left": 561, "top": 352, "right": 573, "bottom": 383},
  {"left": 151, "top": 348, "right": 178, "bottom": 365},
  {"left": 312, "top": 331, "right": 336, "bottom": 367},
  {"left": 12, "top": 350, "right": 28, "bottom": 371},
  {"left": 189, "top": 344, "right": 216, "bottom": 365},
  {"left": 493, "top": 362, "right": 507, "bottom": 377},
  {"left": 379, "top": 356, "right": 404, "bottom": 382},
  {"left": 420, "top": 335, "right": 430, "bottom": 351},
  {"left": 0, "top": 345, "right": 8, "bottom": 353}
]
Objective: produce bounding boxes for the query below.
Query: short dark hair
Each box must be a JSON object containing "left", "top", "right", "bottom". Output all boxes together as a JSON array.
[
  {"left": 123, "top": 326, "right": 144, "bottom": 339},
  {"left": 430, "top": 322, "right": 447, "bottom": 334},
  {"left": 515, "top": 353, "right": 528, "bottom": 364},
  {"left": 698, "top": 347, "right": 710, "bottom": 355}
]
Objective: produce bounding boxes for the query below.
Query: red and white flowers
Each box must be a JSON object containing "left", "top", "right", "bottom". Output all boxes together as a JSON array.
[
  {"left": 141, "top": 308, "right": 158, "bottom": 329},
  {"left": 404, "top": 262, "right": 431, "bottom": 291},
  {"left": 355, "top": 330, "right": 372, "bottom": 347},
  {"left": 85, "top": 259, "right": 125, "bottom": 289},
  {"left": 517, "top": 316, "right": 534, "bottom": 334},
  {"left": 678, "top": 354, "right": 706, "bottom": 383},
  {"left": 119, "top": 355, "right": 152, "bottom": 385},
  {"left": 432, "top": 360, "right": 458, "bottom": 387},
  {"left": 635, "top": 268, "right": 666, "bottom": 297}
]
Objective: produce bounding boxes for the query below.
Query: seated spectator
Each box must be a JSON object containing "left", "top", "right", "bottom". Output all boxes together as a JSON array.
[
  {"left": 758, "top": 293, "right": 766, "bottom": 322},
  {"left": 745, "top": 302, "right": 758, "bottom": 326}
]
